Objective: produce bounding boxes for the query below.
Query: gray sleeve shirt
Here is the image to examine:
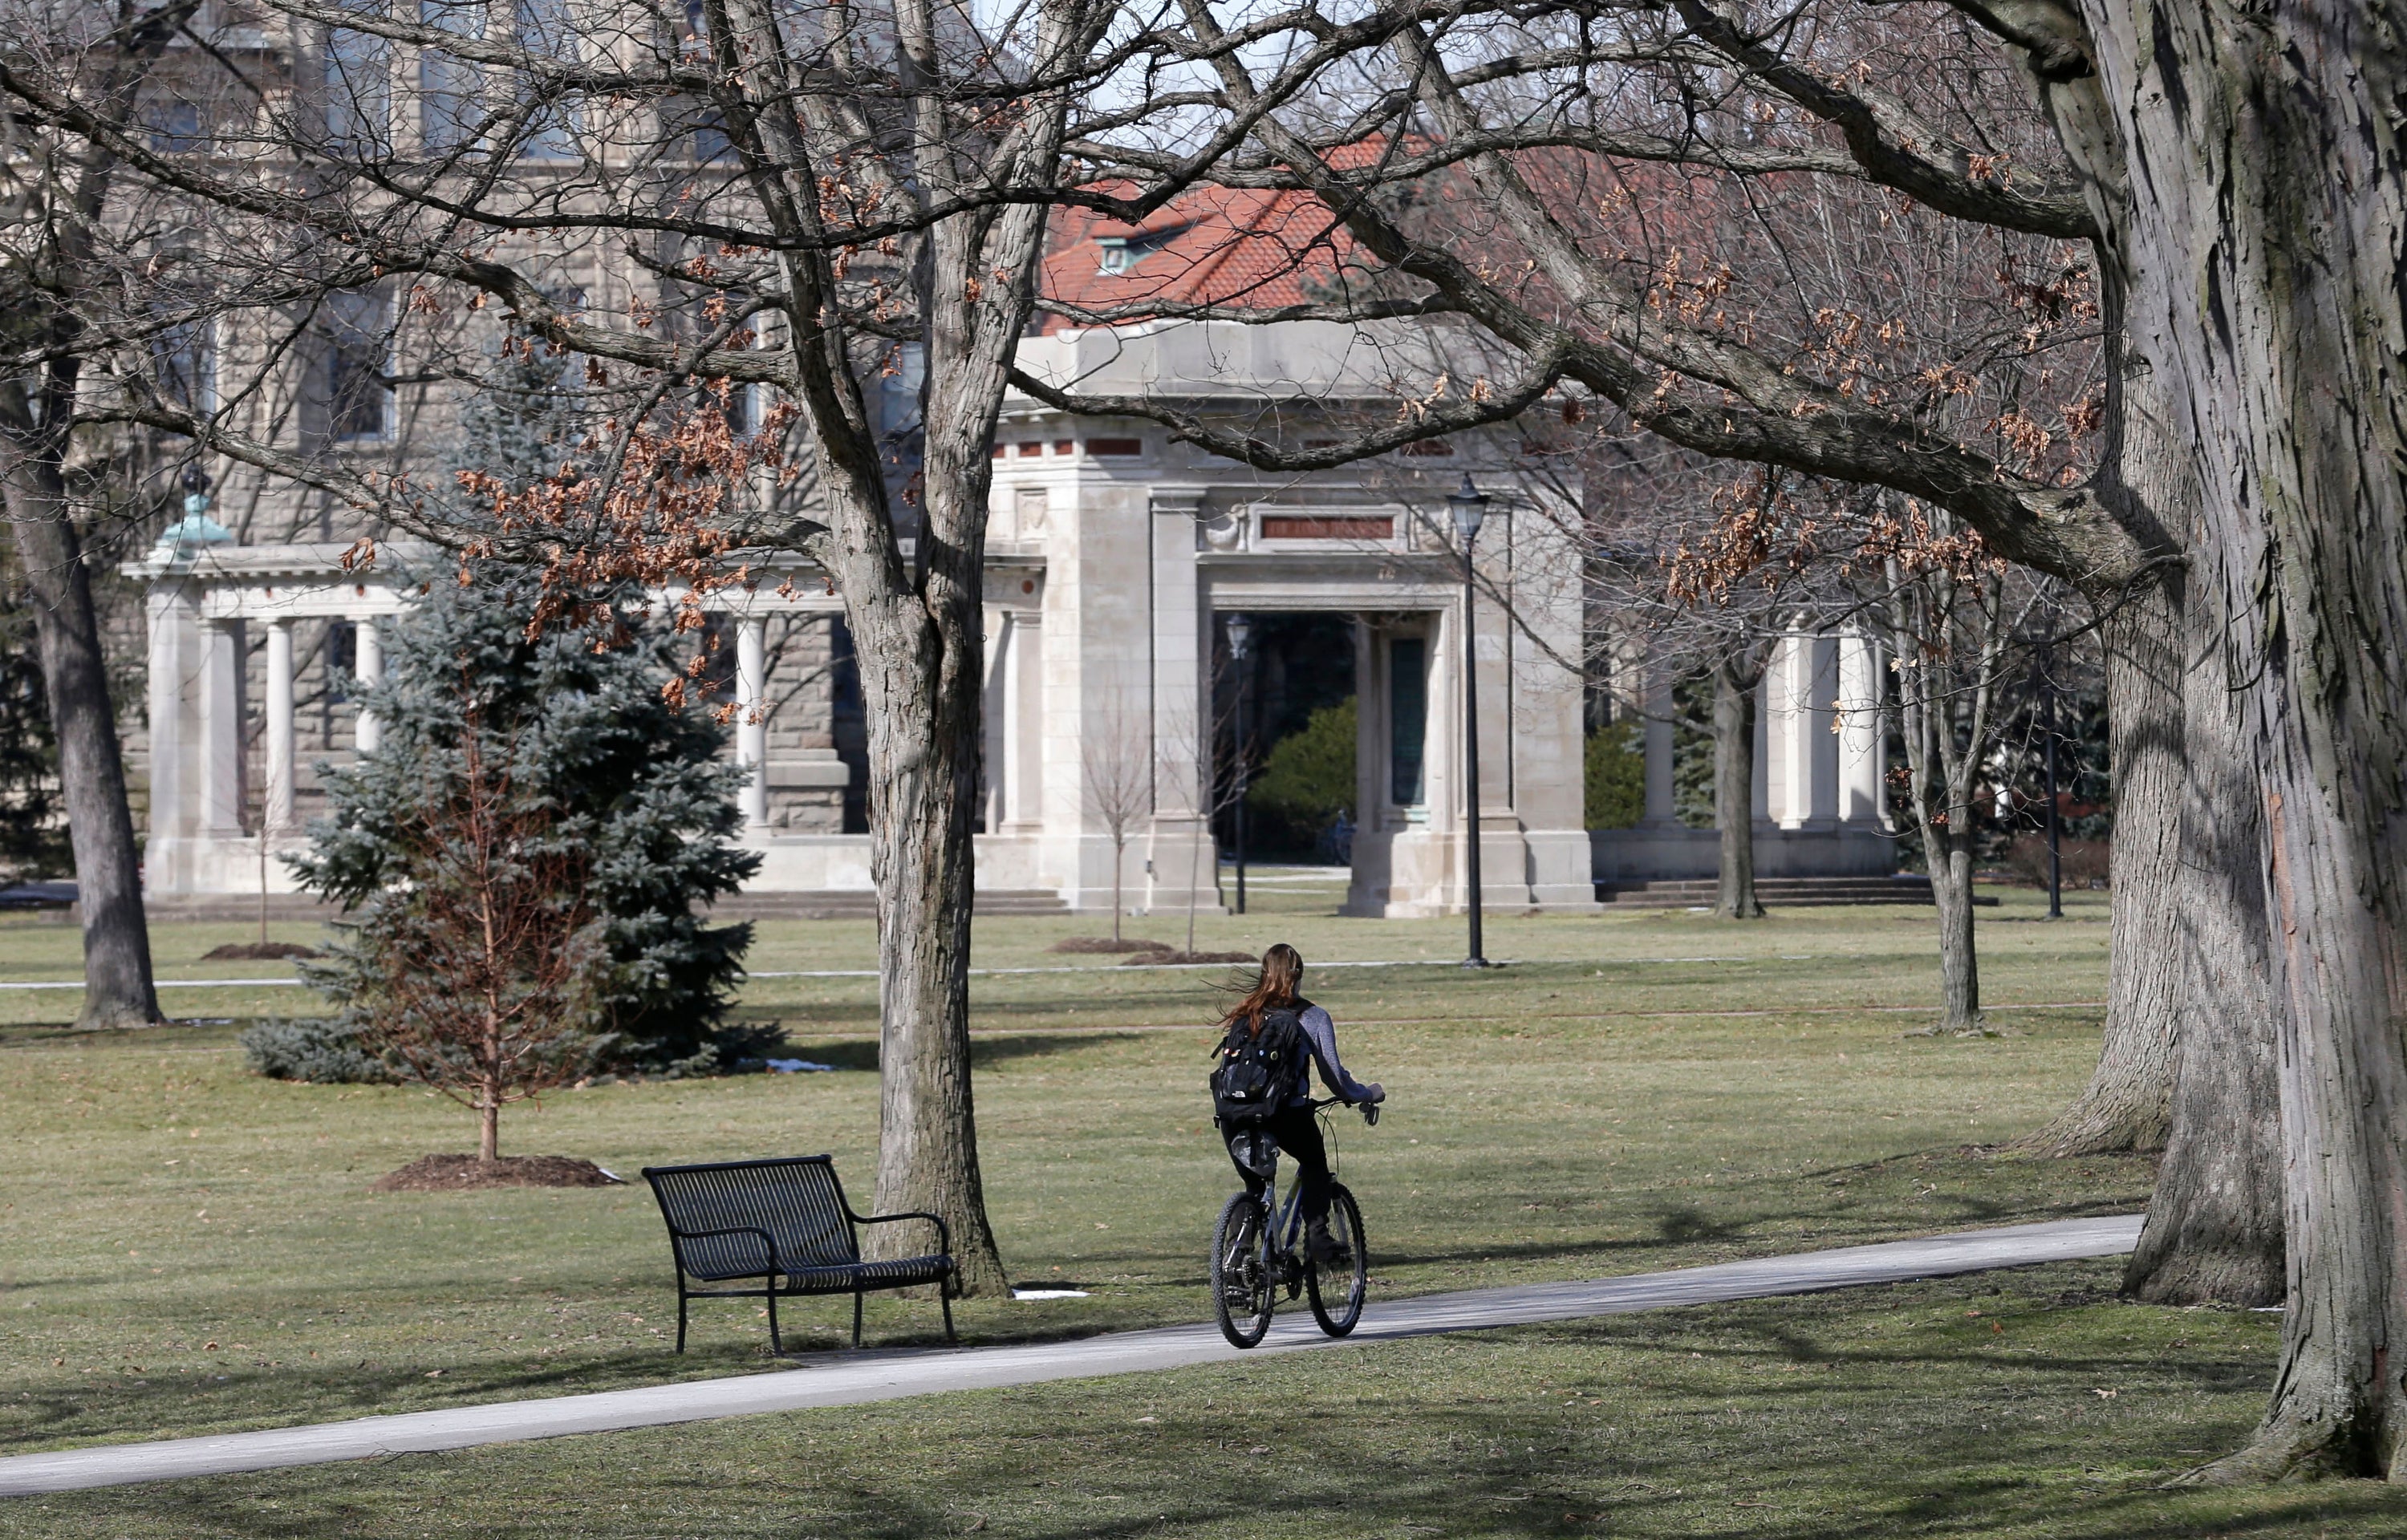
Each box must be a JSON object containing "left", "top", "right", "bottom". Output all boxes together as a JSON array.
[{"left": 1293, "top": 1004, "right": 1374, "bottom": 1105}]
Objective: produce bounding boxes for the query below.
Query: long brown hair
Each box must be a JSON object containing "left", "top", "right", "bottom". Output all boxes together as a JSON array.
[{"left": 1222, "top": 943, "right": 1305, "bottom": 1035}]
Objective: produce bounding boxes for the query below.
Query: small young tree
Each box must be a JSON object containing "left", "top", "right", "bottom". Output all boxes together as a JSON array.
[
  {"left": 292, "top": 562, "right": 761, "bottom": 1072},
  {"left": 1080, "top": 699, "right": 1151, "bottom": 946},
  {"left": 1866, "top": 504, "right": 2027, "bottom": 1035},
  {"left": 336, "top": 721, "right": 606, "bottom": 1161}
]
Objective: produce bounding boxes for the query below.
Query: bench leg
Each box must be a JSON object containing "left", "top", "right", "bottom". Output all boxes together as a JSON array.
[
  {"left": 767, "top": 1289, "right": 783, "bottom": 1356},
  {"left": 676, "top": 1283, "right": 689, "bottom": 1354},
  {"left": 852, "top": 1291, "right": 863, "bottom": 1348},
  {"left": 941, "top": 1275, "right": 956, "bottom": 1345}
]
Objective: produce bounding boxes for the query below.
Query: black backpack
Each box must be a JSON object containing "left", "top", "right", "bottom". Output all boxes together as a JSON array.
[{"left": 1209, "top": 1001, "right": 1311, "bottom": 1127}]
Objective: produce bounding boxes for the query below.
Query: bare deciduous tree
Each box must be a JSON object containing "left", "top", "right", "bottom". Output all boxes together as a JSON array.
[
  {"left": 1025, "top": 0, "right": 2280, "bottom": 1320},
  {"left": 345, "top": 724, "right": 604, "bottom": 1162},
  {"left": 1867, "top": 510, "right": 2023, "bottom": 1033},
  {"left": 1079, "top": 695, "right": 1150, "bottom": 946}
]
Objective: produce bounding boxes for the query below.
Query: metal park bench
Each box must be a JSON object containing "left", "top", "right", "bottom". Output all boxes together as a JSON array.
[{"left": 642, "top": 1155, "right": 957, "bottom": 1353}]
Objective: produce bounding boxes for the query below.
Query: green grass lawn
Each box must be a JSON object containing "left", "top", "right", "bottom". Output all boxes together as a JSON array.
[{"left": 4, "top": 889, "right": 2396, "bottom": 1534}]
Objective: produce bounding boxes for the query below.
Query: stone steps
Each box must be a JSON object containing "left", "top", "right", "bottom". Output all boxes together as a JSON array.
[
  {"left": 130, "top": 888, "right": 1071, "bottom": 923},
  {"left": 1594, "top": 874, "right": 1990, "bottom": 908},
  {"left": 701, "top": 889, "right": 1070, "bottom": 919}
]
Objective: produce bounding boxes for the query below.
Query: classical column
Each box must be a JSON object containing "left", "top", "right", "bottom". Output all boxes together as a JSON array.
[
  {"left": 144, "top": 584, "right": 193, "bottom": 844},
  {"left": 1762, "top": 669, "right": 1781, "bottom": 823},
  {"left": 353, "top": 618, "right": 384, "bottom": 754},
  {"left": 1005, "top": 611, "right": 1045, "bottom": 830},
  {"left": 198, "top": 619, "right": 244, "bottom": 837},
  {"left": 1765, "top": 632, "right": 1803, "bottom": 826},
  {"left": 264, "top": 618, "right": 295, "bottom": 832},
  {"left": 735, "top": 615, "right": 769, "bottom": 829},
  {"left": 982, "top": 607, "right": 1011, "bottom": 833},
  {"left": 1837, "top": 630, "right": 1886, "bottom": 825},
  {"left": 1147, "top": 488, "right": 1207, "bottom": 821},
  {"left": 1779, "top": 631, "right": 1840, "bottom": 830},
  {"left": 1640, "top": 663, "right": 1677, "bottom": 827}
]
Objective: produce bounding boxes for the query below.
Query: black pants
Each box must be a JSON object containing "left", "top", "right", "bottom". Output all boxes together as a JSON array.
[{"left": 1226, "top": 1104, "right": 1332, "bottom": 1225}]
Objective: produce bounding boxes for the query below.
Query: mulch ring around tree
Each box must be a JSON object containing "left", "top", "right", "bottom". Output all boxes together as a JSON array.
[
  {"left": 371, "top": 1154, "right": 624, "bottom": 1192},
  {"left": 1049, "top": 937, "right": 1172, "bottom": 954},
  {"left": 201, "top": 941, "right": 322, "bottom": 961},
  {"left": 1130, "top": 950, "right": 1259, "bottom": 966}
]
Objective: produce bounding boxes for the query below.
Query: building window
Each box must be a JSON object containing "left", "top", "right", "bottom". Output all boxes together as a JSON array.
[
  {"left": 324, "top": 22, "right": 392, "bottom": 155},
  {"left": 148, "top": 98, "right": 205, "bottom": 154},
  {"left": 1389, "top": 636, "right": 1427, "bottom": 806},
  {"left": 153, "top": 316, "right": 217, "bottom": 414},
  {"left": 691, "top": 110, "right": 737, "bottom": 164},
  {"left": 420, "top": 0, "right": 484, "bottom": 152},
  {"left": 326, "top": 619, "right": 356, "bottom": 703},
  {"left": 325, "top": 290, "right": 394, "bottom": 442},
  {"left": 1094, "top": 225, "right": 1184, "bottom": 276},
  {"left": 515, "top": 0, "right": 578, "bottom": 159},
  {"left": 1086, "top": 436, "right": 1143, "bottom": 457}
]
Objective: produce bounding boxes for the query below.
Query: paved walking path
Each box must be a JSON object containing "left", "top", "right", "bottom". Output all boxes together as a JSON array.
[{"left": 0, "top": 1214, "right": 2140, "bottom": 1497}]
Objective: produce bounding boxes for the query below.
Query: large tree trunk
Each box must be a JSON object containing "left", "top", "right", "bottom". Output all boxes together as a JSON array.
[
  {"left": 1711, "top": 659, "right": 1761, "bottom": 919},
  {"left": 2124, "top": 573, "right": 2283, "bottom": 1305},
  {"left": 2, "top": 450, "right": 161, "bottom": 1032},
  {"left": 2023, "top": 577, "right": 2180, "bottom": 1153},
  {"left": 1925, "top": 823, "right": 1982, "bottom": 1032},
  {"left": 854, "top": 574, "right": 1007, "bottom": 1298},
  {"left": 2086, "top": 0, "right": 2407, "bottom": 1478}
]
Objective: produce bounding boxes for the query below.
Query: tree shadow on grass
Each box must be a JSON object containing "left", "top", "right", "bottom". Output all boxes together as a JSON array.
[
  {"left": 725, "top": 1031, "right": 1155, "bottom": 1075},
  {"left": 29, "top": 1270, "right": 2401, "bottom": 1540}
]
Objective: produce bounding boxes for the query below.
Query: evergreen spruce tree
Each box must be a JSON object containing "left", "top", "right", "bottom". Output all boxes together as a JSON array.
[{"left": 266, "top": 352, "right": 765, "bottom": 1079}]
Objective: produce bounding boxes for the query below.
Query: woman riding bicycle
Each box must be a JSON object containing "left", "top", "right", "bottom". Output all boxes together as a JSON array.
[{"left": 1216, "top": 943, "right": 1384, "bottom": 1263}]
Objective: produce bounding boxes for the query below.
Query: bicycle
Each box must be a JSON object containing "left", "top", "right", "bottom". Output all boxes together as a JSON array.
[{"left": 1210, "top": 1096, "right": 1378, "bottom": 1348}]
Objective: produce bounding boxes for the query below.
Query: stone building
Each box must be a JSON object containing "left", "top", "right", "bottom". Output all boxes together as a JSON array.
[{"left": 128, "top": 193, "right": 1890, "bottom": 917}]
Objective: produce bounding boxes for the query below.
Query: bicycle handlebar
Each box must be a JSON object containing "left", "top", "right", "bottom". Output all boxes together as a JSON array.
[{"left": 1309, "top": 1095, "right": 1383, "bottom": 1125}]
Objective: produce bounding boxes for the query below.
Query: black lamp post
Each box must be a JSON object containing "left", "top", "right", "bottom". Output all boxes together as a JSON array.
[
  {"left": 1228, "top": 613, "right": 1252, "bottom": 918},
  {"left": 1448, "top": 475, "right": 1492, "bottom": 969},
  {"left": 180, "top": 464, "right": 213, "bottom": 519},
  {"left": 2041, "top": 645, "right": 2064, "bottom": 920}
]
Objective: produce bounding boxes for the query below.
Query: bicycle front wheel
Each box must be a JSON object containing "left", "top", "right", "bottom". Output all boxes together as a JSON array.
[
  {"left": 1211, "top": 1193, "right": 1273, "bottom": 1348},
  {"left": 1306, "top": 1184, "right": 1368, "bottom": 1337}
]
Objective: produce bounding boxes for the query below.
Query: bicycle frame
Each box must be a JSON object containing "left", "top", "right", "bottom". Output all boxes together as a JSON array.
[{"left": 1254, "top": 1098, "right": 1346, "bottom": 1280}]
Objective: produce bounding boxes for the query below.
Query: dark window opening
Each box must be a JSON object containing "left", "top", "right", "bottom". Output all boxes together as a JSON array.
[
  {"left": 830, "top": 617, "right": 870, "bottom": 833},
  {"left": 1389, "top": 636, "right": 1427, "bottom": 805},
  {"left": 325, "top": 289, "right": 392, "bottom": 442},
  {"left": 148, "top": 99, "right": 205, "bottom": 154}
]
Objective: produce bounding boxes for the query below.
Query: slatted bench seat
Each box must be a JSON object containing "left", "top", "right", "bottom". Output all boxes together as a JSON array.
[{"left": 643, "top": 1155, "right": 957, "bottom": 1352}]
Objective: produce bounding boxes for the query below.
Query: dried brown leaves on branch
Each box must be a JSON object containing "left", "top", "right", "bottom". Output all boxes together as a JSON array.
[
  {"left": 457, "top": 384, "right": 806, "bottom": 712},
  {"left": 353, "top": 718, "right": 605, "bottom": 1164}
]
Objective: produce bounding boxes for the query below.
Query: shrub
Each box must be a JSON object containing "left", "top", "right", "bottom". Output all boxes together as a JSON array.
[
  {"left": 238, "top": 1017, "right": 402, "bottom": 1084},
  {"left": 1247, "top": 696, "right": 1357, "bottom": 853},
  {"left": 1585, "top": 723, "right": 1645, "bottom": 829}
]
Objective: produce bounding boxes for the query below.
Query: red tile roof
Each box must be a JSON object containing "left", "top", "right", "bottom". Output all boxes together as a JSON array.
[{"left": 1037, "top": 183, "right": 1370, "bottom": 329}]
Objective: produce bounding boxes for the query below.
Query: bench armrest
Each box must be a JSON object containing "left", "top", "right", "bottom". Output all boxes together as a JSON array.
[
  {"left": 849, "top": 1207, "right": 952, "bottom": 1258},
  {"left": 667, "top": 1223, "right": 780, "bottom": 1277}
]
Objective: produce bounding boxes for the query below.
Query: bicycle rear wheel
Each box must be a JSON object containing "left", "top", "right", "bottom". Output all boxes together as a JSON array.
[
  {"left": 1305, "top": 1184, "right": 1368, "bottom": 1337},
  {"left": 1211, "top": 1193, "right": 1274, "bottom": 1348}
]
